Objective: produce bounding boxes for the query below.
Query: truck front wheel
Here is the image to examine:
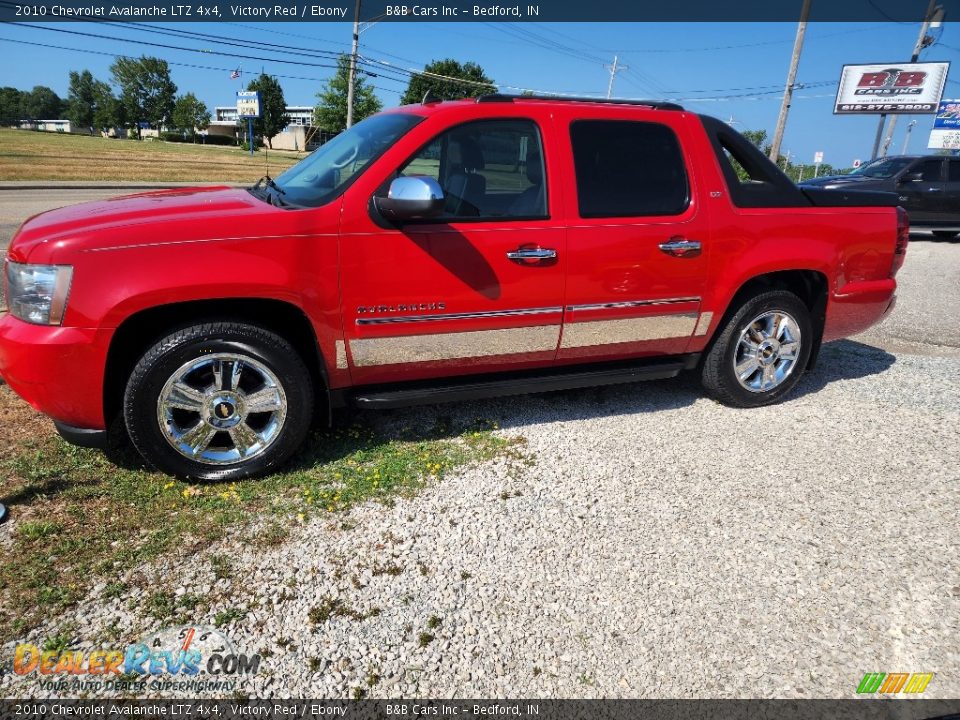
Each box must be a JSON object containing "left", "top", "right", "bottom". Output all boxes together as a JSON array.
[
  {"left": 124, "top": 322, "right": 313, "bottom": 480},
  {"left": 700, "top": 290, "right": 813, "bottom": 408}
]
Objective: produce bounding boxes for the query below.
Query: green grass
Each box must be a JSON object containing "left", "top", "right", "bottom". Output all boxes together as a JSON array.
[
  {"left": 0, "top": 128, "right": 298, "bottom": 182},
  {"left": 0, "top": 386, "right": 525, "bottom": 644},
  {"left": 213, "top": 607, "right": 246, "bottom": 628}
]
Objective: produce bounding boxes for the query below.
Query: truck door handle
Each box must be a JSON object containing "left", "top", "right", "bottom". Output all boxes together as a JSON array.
[
  {"left": 506, "top": 247, "right": 557, "bottom": 262},
  {"left": 658, "top": 237, "right": 702, "bottom": 258}
]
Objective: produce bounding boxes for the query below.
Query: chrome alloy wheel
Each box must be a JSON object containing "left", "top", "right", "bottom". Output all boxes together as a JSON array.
[
  {"left": 733, "top": 311, "right": 802, "bottom": 393},
  {"left": 156, "top": 353, "right": 288, "bottom": 465}
]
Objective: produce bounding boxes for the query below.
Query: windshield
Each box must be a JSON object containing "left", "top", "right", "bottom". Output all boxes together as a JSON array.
[
  {"left": 270, "top": 113, "right": 422, "bottom": 208},
  {"left": 850, "top": 157, "right": 913, "bottom": 179}
]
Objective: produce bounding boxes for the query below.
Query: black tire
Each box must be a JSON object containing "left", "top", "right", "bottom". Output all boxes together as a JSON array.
[
  {"left": 932, "top": 231, "right": 958, "bottom": 240},
  {"left": 701, "top": 290, "right": 813, "bottom": 408},
  {"left": 124, "top": 322, "right": 313, "bottom": 481}
]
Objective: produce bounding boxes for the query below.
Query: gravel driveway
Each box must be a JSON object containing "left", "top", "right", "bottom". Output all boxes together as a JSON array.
[{"left": 0, "top": 192, "right": 957, "bottom": 699}]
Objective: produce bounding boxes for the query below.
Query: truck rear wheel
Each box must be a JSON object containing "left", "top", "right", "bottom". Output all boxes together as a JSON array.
[
  {"left": 700, "top": 290, "right": 812, "bottom": 408},
  {"left": 124, "top": 322, "right": 313, "bottom": 481}
]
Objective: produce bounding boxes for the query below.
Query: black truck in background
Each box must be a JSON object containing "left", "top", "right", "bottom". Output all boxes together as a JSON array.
[{"left": 800, "top": 155, "right": 960, "bottom": 238}]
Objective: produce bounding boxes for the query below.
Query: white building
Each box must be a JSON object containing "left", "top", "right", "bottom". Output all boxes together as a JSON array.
[
  {"left": 18, "top": 119, "right": 91, "bottom": 134},
  {"left": 210, "top": 105, "right": 321, "bottom": 151}
]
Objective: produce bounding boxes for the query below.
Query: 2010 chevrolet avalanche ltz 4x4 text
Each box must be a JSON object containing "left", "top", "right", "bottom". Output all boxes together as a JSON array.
[{"left": 0, "top": 95, "right": 907, "bottom": 480}]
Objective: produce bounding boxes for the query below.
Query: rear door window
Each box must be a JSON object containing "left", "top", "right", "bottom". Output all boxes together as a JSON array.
[
  {"left": 947, "top": 159, "right": 960, "bottom": 182},
  {"left": 570, "top": 120, "right": 689, "bottom": 218}
]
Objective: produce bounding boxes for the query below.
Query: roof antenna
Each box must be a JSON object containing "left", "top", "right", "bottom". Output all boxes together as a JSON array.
[{"left": 422, "top": 90, "right": 441, "bottom": 105}]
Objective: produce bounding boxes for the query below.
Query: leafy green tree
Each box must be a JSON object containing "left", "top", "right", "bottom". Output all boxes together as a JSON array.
[
  {"left": 246, "top": 73, "right": 288, "bottom": 149},
  {"left": 67, "top": 70, "right": 122, "bottom": 132},
  {"left": 314, "top": 54, "right": 382, "bottom": 134},
  {"left": 171, "top": 93, "right": 211, "bottom": 139},
  {"left": 92, "top": 82, "right": 124, "bottom": 132},
  {"left": 399, "top": 59, "right": 495, "bottom": 105},
  {"left": 110, "top": 56, "right": 177, "bottom": 137},
  {"left": 21, "top": 86, "right": 63, "bottom": 120},
  {"left": 741, "top": 129, "right": 770, "bottom": 154},
  {"left": 66, "top": 70, "right": 98, "bottom": 128},
  {"left": 0, "top": 87, "right": 24, "bottom": 125},
  {"left": 725, "top": 128, "right": 774, "bottom": 182}
]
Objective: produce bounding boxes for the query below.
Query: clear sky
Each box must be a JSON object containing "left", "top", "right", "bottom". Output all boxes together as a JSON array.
[{"left": 1, "top": 20, "right": 957, "bottom": 167}]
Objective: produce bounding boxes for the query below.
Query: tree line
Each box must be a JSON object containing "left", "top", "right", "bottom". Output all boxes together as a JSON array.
[
  {"left": 3, "top": 55, "right": 857, "bottom": 174},
  {"left": 0, "top": 53, "right": 496, "bottom": 144},
  {"left": 741, "top": 129, "right": 846, "bottom": 178}
]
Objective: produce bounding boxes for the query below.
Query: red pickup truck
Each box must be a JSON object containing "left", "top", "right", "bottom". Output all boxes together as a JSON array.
[{"left": 0, "top": 96, "right": 907, "bottom": 480}]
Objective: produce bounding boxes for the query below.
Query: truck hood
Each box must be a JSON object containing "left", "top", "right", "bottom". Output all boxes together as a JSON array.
[
  {"left": 799, "top": 175, "right": 887, "bottom": 190},
  {"left": 8, "top": 186, "right": 289, "bottom": 261}
]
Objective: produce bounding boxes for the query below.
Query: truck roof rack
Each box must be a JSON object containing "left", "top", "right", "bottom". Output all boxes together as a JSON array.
[{"left": 475, "top": 93, "right": 684, "bottom": 111}]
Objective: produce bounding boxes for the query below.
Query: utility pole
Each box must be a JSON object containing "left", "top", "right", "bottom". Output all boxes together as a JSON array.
[
  {"left": 605, "top": 55, "right": 628, "bottom": 99},
  {"left": 879, "top": 0, "right": 941, "bottom": 157},
  {"left": 769, "top": 0, "right": 812, "bottom": 163},
  {"left": 871, "top": 116, "right": 887, "bottom": 160},
  {"left": 902, "top": 119, "right": 918, "bottom": 154},
  {"left": 346, "top": 0, "right": 361, "bottom": 129}
]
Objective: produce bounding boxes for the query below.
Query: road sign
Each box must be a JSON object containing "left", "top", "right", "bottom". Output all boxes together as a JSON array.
[
  {"left": 814, "top": 151, "right": 824, "bottom": 163},
  {"left": 852, "top": 159, "right": 862, "bottom": 168},
  {"left": 237, "top": 90, "right": 261, "bottom": 119}
]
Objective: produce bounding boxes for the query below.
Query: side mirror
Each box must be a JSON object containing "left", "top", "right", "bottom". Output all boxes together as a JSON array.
[
  {"left": 374, "top": 176, "right": 445, "bottom": 221},
  {"left": 900, "top": 171, "right": 924, "bottom": 183}
]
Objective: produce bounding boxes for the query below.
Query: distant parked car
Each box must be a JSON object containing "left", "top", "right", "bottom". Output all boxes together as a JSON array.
[{"left": 800, "top": 155, "right": 960, "bottom": 238}]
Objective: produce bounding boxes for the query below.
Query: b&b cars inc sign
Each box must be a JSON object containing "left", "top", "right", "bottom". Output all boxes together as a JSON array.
[{"left": 834, "top": 62, "right": 950, "bottom": 114}]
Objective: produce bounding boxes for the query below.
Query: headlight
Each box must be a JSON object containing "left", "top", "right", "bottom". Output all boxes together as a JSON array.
[{"left": 5, "top": 261, "right": 73, "bottom": 325}]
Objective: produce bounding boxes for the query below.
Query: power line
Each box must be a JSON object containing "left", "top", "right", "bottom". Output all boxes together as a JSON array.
[
  {"left": 607, "top": 23, "right": 894, "bottom": 53},
  {"left": 2, "top": 17, "right": 849, "bottom": 110},
  {"left": 487, "top": 22, "right": 606, "bottom": 64},
  {"left": 0, "top": 35, "right": 403, "bottom": 94},
  {"left": 0, "top": 33, "right": 845, "bottom": 112},
  {"left": 228, "top": 21, "right": 426, "bottom": 66},
  {"left": 12, "top": 22, "right": 347, "bottom": 70},
  {"left": 7, "top": 21, "right": 464, "bottom": 91}
]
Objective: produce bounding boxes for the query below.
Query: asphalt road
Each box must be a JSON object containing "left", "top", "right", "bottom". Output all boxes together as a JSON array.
[{"left": 1, "top": 186, "right": 958, "bottom": 356}]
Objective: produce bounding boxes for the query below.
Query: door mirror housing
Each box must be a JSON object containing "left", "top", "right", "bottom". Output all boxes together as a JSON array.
[
  {"left": 375, "top": 176, "right": 445, "bottom": 221},
  {"left": 900, "top": 171, "right": 924, "bottom": 184}
]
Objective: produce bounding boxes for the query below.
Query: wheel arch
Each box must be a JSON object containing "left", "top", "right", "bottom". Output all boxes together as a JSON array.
[
  {"left": 103, "top": 298, "right": 330, "bottom": 428},
  {"left": 708, "top": 269, "right": 829, "bottom": 370}
]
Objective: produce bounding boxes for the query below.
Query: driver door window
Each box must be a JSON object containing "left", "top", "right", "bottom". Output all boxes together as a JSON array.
[
  {"left": 394, "top": 119, "right": 547, "bottom": 220},
  {"left": 913, "top": 159, "right": 943, "bottom": 181}
]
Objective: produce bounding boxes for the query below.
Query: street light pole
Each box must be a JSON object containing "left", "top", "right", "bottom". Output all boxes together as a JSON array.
[
  {"left": 902, "top": 119, "right": 918, "bottom": 154},
  {"left": 346, "top": 0, "right": 361, "bottom": 129},
  {"left": 769, "top": 0, "right": 812, "bottom": 163},
  {"left": 879, "top": 0, "right": 940, "bottom": 157}
]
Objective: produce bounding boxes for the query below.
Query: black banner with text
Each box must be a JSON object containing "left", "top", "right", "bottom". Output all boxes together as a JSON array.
[
  {"left": 1, "top": 700, "right": 960, "bottom": 720},
  {"left": 1, "top": 0, "right": 959, "bottom": 23}
]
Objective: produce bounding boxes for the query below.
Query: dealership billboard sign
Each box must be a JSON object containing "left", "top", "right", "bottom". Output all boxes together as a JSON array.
[
  {"left": 834, "top": 62, "right": 950, "bottom": 114},
  {"left": 928, "top": 99, "right": 960, "bottom": 149}
]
